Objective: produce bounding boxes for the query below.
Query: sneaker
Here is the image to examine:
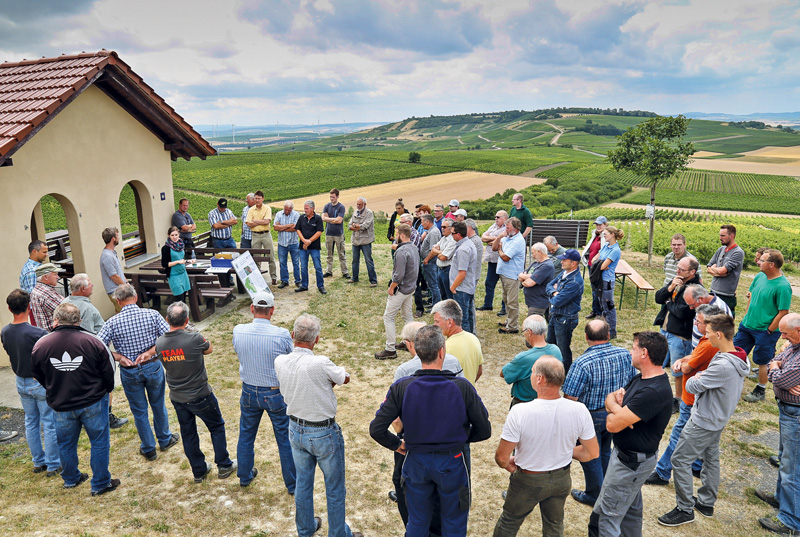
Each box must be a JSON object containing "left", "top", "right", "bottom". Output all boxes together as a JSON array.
[
  {"left": 692, "top": 496, "right": 714, "bottom": 517},
  {"left": 160, "top": 433, "right": 180, "bottom": 451},
  {"left": 396, "top": 341, "right": 408, "bottom": 352},
  {"left": 91, "top": 478, "right": 121, "bottom": 496},
  {"left": 218, "top": 460, "right": 237, "bottom": 479},
  {"left": 64, "top": 472, "right": 89, "bottom": 489},
  {"left": 140, "top": 448, "right": 158, "bottom": 461},
  {"left": 277, "top": 281, "right": 289, "bottom": 289},
  {"left": 370, "top": 282, "right": 378, "bottom": 288},
  {"left": 657, "top": 507, "right": 695, "bottom": 526},
  {"left": 109, "top": 413, "right": 129, "bottom": 429},
  {"left": 744, "top": 385, "right": 766, "bottom": 403},
  {"left": 46, "top": 466, "right": 62, "bottom": 478},
  {"left": 0, "top": 429, "right": 18, "bottom": 442},
  {"left": 388, "top": 490, "right": 398, "bottom": 502},
  {"left": 770, "top": 455, "right": 781, "bottom": 468},
  {"left": 496, "top": 310, "right": 507, "bottom": 317},
  {"left": 343, "top": 274, "right": 351, "bottom": 279},
  {"left": 756, "top": 488, "right": 780, "bottom": 508},
  {"left": 748, "top": 372, "right": 760, "bottom": 381},
  {"left": 33, "top": 465, "right": 46, "bottom": 474},
  {"left": 645, "top": 472, "right": 670, "bottom": 486},
  {"left": 194, "top": 462, "right": 213, "bottom": 483},
  {"left": 375, "top": 349, "right": 398, "bottom": 360},
  {"left": 241, "top": 468, "right": 258, "bottom": 487},
  {"left": 346, "top": 279, "right": 357, "bottom": 284},
  {"left": 323, "top": 272, "right": 333, "bottom": 278},
  {"left": 672, "top": 397, "right": 680, "bottom": 414},
  {"left": 759, "top": 516, "right": 800, "bottom": 535},
  {"left": 570, "top": 489, "right": 595, "bottom": 507}
]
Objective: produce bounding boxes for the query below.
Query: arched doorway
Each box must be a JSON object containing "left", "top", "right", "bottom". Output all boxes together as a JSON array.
[
  {"left": 118, "top": 181, "right": 156, "bottom": 263},
  {"left": 29, "top": 193, "right": 83, "bottom": 293}
]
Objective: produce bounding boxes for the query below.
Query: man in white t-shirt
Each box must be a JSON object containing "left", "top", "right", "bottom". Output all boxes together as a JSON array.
[{"left": 493, "top": 356, "right": 599, "bottom": 536}]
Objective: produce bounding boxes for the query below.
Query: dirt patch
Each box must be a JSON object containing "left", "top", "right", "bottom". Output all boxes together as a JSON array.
[
  {"left": 687, "top": 157, "right": 800, "bottom": 176},
  {"left": 742, "top": 145, "right": 800, "bottom": 158},
  {"left": 693, "top": 150, "right": 724, "bottom": 158},
  {"left": 288, "top": 171, "right": 546, "bottom": 214}
]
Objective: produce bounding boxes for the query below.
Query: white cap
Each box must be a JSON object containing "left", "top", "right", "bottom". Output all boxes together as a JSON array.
[
  {"left": 252, "top": 291, "right": 274, "bottom": 307},
  {"left": 454, "top": 209, "right": 468, "bottom": 217},
  {"left": 448, "top": 199, "right": 459, "bottom": 207}
]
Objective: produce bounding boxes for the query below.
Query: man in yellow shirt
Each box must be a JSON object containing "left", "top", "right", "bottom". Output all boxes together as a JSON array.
[
  {"left": 432, "top": 299, "right": 483, "bottom": 385},
  {"left": 245, "top": 190, "right": 278, "bottom": 285}
]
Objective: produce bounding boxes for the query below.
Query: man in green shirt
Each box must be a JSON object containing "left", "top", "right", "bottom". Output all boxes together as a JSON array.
[
  {"left": 510, "top": 193, "right": 534, "bottom": 244},
  {"left": 736, "top": 248, "right": 793, "bottom": 402},
  {"left": 501, "top": 315, "right": 562, "bottom": 406}
]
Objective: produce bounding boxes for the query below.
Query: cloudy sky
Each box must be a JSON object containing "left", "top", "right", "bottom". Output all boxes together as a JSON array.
[{"left": 1, "top": 0, "right": 798, "bottom": 126}]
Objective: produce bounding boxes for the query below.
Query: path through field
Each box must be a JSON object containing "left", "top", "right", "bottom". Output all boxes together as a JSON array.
[
  {"left": 289, "top": 171, "right": 546, "bottom": 213},
  {"left": 543, "top": 121, "right": 565, "bottom": 144},
  {"left": 603, "top": 202, "right": 800, "bottom": 219}
]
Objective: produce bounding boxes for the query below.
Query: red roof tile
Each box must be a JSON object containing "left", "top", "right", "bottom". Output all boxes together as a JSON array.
[{"left": 0, "top": 50, "right": 214, "bottom": 163}]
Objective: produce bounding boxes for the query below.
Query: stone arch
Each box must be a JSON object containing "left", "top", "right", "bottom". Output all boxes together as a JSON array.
[
  {"left": 119, "top": 179, "right": 158, "bottom": 261},
  {"left": 29, "top": 193, "right": 86, "bottom": 275}
]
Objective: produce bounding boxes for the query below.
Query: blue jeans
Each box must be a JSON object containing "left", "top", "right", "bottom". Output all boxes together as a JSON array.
[
  {"left": 777, "top": 402, "right": 800, "bottom": 531},
  {"left": 299, "top": 248, "right": 324, "bottom": 289},
  {"left": 240, "top": 238, "right": 252, "bottom": 249},
  {"left": 599, "top": 279, "right": 617, "bottom": 338},
  {"left": 403, "top": 449, "right": 470, "bottom": 537},
  {"left": 119, "top": 361, "right": 173, "bottom": 453},
  {"left": 351, "top": 243, "right": 377, "bottom": 284},
  {"left": 438, "top": 266, "right": 453, "bottom": 300},
  {"left": 289, "top": 421, "right": 353, "bottom": 537},
  {"left": 579, "top": 409, "right": 612, "bottom": 502},
  {"left": 16, "top": 376, "right": 60, "bottom": 471},
  {"left": 54, "top": 394, "right": 111, "bottom": 492},
  {"left": 482, "top": 261, "right": 500, "bottom": 308},
  {"left": 422, "top": 262, "right": 441, "bottom": 306},
  {"left": 661, "top": 330, "right": 692, "bottom": 377},
  {"left": 547, "top": 314, "right": 579, "bottom": 372},
  {"left": 211, "top": 237, "right": 236, "bottom": 249},
  {"left": 655, "top": 400, "right": 702, "bottom": 480},
  {"left": 278, "top": 243, "right": 301, "bottom": 284},
  {"left": 172, "top": 392, "right": 233, "bottom": 479},
  {"left": 734, "top": 323, "right": 783, "bottom": 366},
  {"left": 454, "top": 291, "right": 475, "bottom": 334},
  {"left": 237, "top": 384, "right": 296, "bottom": 490}
]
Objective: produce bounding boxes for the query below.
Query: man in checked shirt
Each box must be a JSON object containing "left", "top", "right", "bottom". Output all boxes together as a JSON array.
[{"left": 756, "top": 313, "right": 800, "bottom": 536}]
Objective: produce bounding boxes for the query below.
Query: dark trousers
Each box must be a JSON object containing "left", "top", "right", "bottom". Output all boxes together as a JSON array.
[
  {"left": 482, "top": 262, "right": 500, "bottom": 309},
  {"left": 717, "top": 293, "right": 737, "bottom": 318},
  {"left": 393, "top": 451, "right": 442, "bottom": 536},
  {"left": 493, "top": 467, "right": 571, "bottom": 537},
  {"left": 438, "top": 266, "right": 453, "bottom": 300},
  {"left": 547, "top": 314, "right": 579, "bottom": 373},
  {"left": 172, "top": 393, "right": 233, "bottom": 478}
]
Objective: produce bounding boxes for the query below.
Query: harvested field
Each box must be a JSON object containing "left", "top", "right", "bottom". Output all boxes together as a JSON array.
[
  {"left": 687, "top": 157, "right": 800, "bottom": 176},
  {"left": 288, "top": 171, "right": 545, "bottom": 214}
]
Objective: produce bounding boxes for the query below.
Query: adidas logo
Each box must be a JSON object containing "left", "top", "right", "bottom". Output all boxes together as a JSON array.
[{"left": 50, "top": 352, "right": 83, "bottom": 372}]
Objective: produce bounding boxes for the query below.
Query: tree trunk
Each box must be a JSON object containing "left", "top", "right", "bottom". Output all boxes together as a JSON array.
[{"left": 648, "top": 182, "right": 657, "bottom": 265}]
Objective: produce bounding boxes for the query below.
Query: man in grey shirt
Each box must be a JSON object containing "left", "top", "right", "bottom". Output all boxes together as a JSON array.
[
  {"left": 449, "top": 221, "right": 479, "bottom": 334},
  {"left": 172, "top": 198, "right": 196, "bottom": 253},
  {"left": 376, "top": 224, "right": 419, "bottom": 360},
  {"left": 419, "top": 215, "right": 441, "bottom": 307},
  {"left": 62, "top": 274, "right": 104, "bottom": 334},
  {"left": 544, "top": 236, "right": 566, "bottom": 279},
  {"left": 706, "top": 224, "right": 744, "bottom": 316},
  {"left": 99, "top": 227, "right": 125, "bottom": 313}
]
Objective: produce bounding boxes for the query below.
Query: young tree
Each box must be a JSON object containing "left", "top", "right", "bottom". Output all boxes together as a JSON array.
[
  {"left": 607, "top": 115, "right": 694, "bottom": 264},
  {"left": 408, "top": 151, "right": 421, "bottom": 163}
]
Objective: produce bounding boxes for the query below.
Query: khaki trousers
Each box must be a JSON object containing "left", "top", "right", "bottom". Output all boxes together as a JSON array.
[
  {"left": 251, "top": 232, "right": 277, "bottom": 282},
  {"left": 325, "top": 235, "right": 347, "bottom": 275},
  {"left": 500, "top": 275, "right": 521, "bottom": 331}
]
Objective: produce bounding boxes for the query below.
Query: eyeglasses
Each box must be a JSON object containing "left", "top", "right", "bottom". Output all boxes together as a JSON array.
[
  {"left": 495, "top": 216, "right": 502, "bottom": 219},
  {"left": 442, "top": 225, "right": 451, "bottom": 229}
]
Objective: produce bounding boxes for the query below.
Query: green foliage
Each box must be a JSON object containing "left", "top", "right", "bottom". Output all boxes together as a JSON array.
[
  {"left": 408, "top": 151, "right": 421, "bottom": 163},
  {"left": 623, "top": 188, "right": 800, "bottom": 215},
  {"left": 574, "top": 123, "right": 623, "bottom": 136}
]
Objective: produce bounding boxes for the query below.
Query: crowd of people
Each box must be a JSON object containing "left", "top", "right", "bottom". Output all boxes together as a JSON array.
[{"left": 2, "top": 190, "right": 799, "bottom": 537}]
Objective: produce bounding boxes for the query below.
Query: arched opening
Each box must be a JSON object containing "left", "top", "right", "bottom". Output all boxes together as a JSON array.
[
  {"left": 118, "top": 181, "right": 156, "bottom": 264},
  {"left": 29, "top": 193, "right": 83, "bottom": 294}
]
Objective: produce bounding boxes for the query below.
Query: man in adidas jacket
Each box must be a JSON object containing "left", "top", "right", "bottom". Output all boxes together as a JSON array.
[{"left": 31, "top": 302, "right": 119, "bottom": 496}]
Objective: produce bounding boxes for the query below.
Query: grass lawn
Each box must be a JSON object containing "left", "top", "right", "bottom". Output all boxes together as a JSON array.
[{"left": 0, "top": 248, "right": 794, "bottom": 536}]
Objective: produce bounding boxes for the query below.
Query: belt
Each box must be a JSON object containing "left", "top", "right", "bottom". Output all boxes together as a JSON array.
[
  {"left": 290, "top": 415, "right": 335, "bottom": 428},
  {"left": 253, "top": 230, "right": 270, "bottom": 234},
  {"left": 121, "top": 357, "right": 158, "bottom": 369},
  {"left": 588, "top": 408, "right": 606, "bottom": 413},
  {"left": 618, "top": 449, "right": 656, "bottom": 462},
  {"left": 520, "top": 463, "right": 570, "bottom": 475},
  {"left": 779, "top": 400, "right": 800, "bottom": 408}
]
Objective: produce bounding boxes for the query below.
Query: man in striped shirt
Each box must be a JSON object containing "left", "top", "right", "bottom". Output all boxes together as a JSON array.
[
  {"left": 231, "top": 291, "right": 295, "bottom": 490},
  {"left": 240, "top": 193, "right": 255, "bottom": 248}
]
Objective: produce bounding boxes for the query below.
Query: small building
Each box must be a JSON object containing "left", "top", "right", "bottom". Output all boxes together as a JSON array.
[{"left": 0, "top": 50, "right": 215, "bottom": 365}]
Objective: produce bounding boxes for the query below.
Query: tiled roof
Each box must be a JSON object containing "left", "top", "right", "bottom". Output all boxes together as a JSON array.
[{"left": 0, "top": 50, "right": 215, "bottom": 164}]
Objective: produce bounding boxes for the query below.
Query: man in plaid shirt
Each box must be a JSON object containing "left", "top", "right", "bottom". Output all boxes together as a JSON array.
[
  {"left": 98, "top": 284, "right": 179, "bottom": 461},
  {"left": 562, "top": 318, "right": 636, "bottom": 507},
  {"left": 30, "top": 264, "right": 63, "bottom": 332},
  {"left": 757, "top": 313, "right": 800, "bottom": 536}
]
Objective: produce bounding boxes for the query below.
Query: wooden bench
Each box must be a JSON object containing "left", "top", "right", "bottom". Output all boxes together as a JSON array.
[
  {"left": 122, "top": 230, "right": 147, "bottom": 261},
  {"left": 615, "top": 259, "right": 655, "bottom": 309},
  {"left": 193, "top": 230, "right": 212, "bottom": 248},
  {"left": 529, "top": 219, "right": 590, "bottom": 249},
  {"left": 45, "top": 230, "right": 71, "bottom": 261},
  {"left": 187, "top": 274, "right": 235, "bottom": 321},
  {"left": 127, "top": 273, "right": 174, "bottom": 310}
]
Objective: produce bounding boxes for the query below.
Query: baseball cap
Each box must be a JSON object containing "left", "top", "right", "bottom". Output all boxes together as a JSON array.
[
  {"left": 448, "top": 199, "right": 459, "bottom": 207},
  {"left": 35, "top": 263, "right": 59, "bottom": 277},
  {"left": 218, "top": 198, "right": 228, "bottom": 209},
  {"left": 594, "top": 216, "right": 608, "bottom": 225},
  {"left": 252, "top": 291, "right": 274, "bottom": 307},
  {"left": 454, "top": 209, "right": 468, "bottom": 217},
  {"left": 556, "top": 249, "right": 581, "bottom": 262}
]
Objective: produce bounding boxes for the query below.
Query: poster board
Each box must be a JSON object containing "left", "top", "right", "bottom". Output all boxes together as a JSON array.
[{"left": 231, "top": 251, "right": 270, "bottom": 298}]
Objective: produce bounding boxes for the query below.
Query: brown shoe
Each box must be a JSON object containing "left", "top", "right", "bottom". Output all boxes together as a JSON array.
[{"left": 375, "top": 349, "right": 398, "bottom": 360}]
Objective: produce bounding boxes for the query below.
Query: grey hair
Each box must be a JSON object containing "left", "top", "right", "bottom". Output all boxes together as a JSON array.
[
  {"left": 543, "top": 235, "right": 558, "bottom": 246},
  {"left": 53, "top": 303, "right": 81, "bottom": 326},
  {"left": 685, "top": 284, "right": 708, "bottom": 300},
  {"left": 434, "top": 203, "right": 444, "bottom": 210},
  {"left": 522, "top": 315, "right": 548, "bottom": 336},
  {"left": 531, "top": 242, "right": 547, "bottom": 256},
  {"left": 415, "top": 325, "right": 446, "bottom": 364},
  {"left": 785, "top": 314, "right": 800, "bottom": 331},
  {"left": 401, "top": 321, "right": 426, "bottom": 342},
  {"left": 112, "top": 283, "right": 137, "bottom": 302},
  {"left": 166, "top": 302, "right": 190, "bottom": 327},
  {"left": 431, "top": 299, "right": 462, "bottom": 327},
  {"left": 304, "top": 200, "right": 315, "bottom": 209},
  {"left": 284, "top": 200, "right": 294, "bottom": 208},
  {"left": 534, "top": 356, "right": 565, "bottom": 387},
  {"left": 442, "top": 218, "right": 454, "bottom": 226},
  {"left": 69, "top": 273, "right": 91, "bottom": 294},
  {"left": 246, "top": 192, "right": 255, "bottom": 200},
  {"left": 357, "top": 196, "right": 367, "bottom": 203},
  {"left": 293, "top": 313, "right": 321, "bottom": 343},
  {"left": 465, "top": 218, "right": 478, "bottom": 233},
  {"left": 399, "top": 213, "right": 413, "bottom": 223},
  {"left": 496, "top": 210, "right": 508, "bottom": 219},
  {"left": 696, "top": 304, "right": 724, "bottom": 318},
  {"left": 421, "top": 214, "right": 434, "bottom": 224}
]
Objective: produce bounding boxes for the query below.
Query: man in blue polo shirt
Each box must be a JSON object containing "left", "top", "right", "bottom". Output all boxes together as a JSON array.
[{"left": 494, "top": 217, "right": 526, "bottom": 335}]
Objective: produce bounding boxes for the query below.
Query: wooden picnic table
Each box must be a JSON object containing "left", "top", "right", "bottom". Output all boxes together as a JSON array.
[
  {"left": 139, "top": 258, "right": 246, "bottom": 294},
  {"left": 615, "top": 259, "right": 655, "bottom": 309}
]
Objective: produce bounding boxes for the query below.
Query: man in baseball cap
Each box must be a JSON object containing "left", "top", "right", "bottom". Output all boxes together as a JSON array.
[
  {"left": 454, "top": 209, "right": 468, "bottom": 222},
  {"left": 30, "top": 263, "right": 62, "bottom": 331},
  {"left": 545, "top": 248, "right": 585, "bottom": 372},
  {"left": 446, "top": 200, "right": 459, "bottom": 220}
]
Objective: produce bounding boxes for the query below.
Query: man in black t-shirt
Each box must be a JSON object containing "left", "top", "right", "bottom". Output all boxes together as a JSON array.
[
  {"left": 588, "top": 331, "right": 672, "bottom": 537},
  {"left": 295, "top": 200, "right": 326, "bottom": 294},
  {"left": 155, "top": 302, "right": 235, "bottom": 483}
]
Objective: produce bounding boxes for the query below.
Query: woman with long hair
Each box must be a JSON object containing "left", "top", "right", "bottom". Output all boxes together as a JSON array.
[{"left": 161, "top": 226, "right": 191, "bottom": 303}]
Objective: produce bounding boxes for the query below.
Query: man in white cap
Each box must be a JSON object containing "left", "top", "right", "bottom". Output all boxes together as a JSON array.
[{"left": 453, "top": 209, "right": 467, "bottom": 222}]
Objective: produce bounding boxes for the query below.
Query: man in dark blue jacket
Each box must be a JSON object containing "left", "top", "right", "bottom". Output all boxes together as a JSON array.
[
  {"left": 545, "top": 249, "right": 585, "bottom": 373},
  {"left": 370, "top": 325, "right": 492, "bottom": 536}
]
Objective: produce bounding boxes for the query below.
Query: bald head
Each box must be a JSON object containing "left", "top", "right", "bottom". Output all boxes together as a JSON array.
[
  {"left": 534, "top": 356, "right": 566, "bottom": 389},
  {"left": 585, "top": 319, "right": 610, "bottom": 343},
  {"left": 780, "top": 313, "right": 800, "bottom": 345}
]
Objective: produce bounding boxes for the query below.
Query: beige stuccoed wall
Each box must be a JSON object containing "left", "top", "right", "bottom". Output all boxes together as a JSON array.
[{"left": 0, "top": 85, "right": 177, "bottom": 366}]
